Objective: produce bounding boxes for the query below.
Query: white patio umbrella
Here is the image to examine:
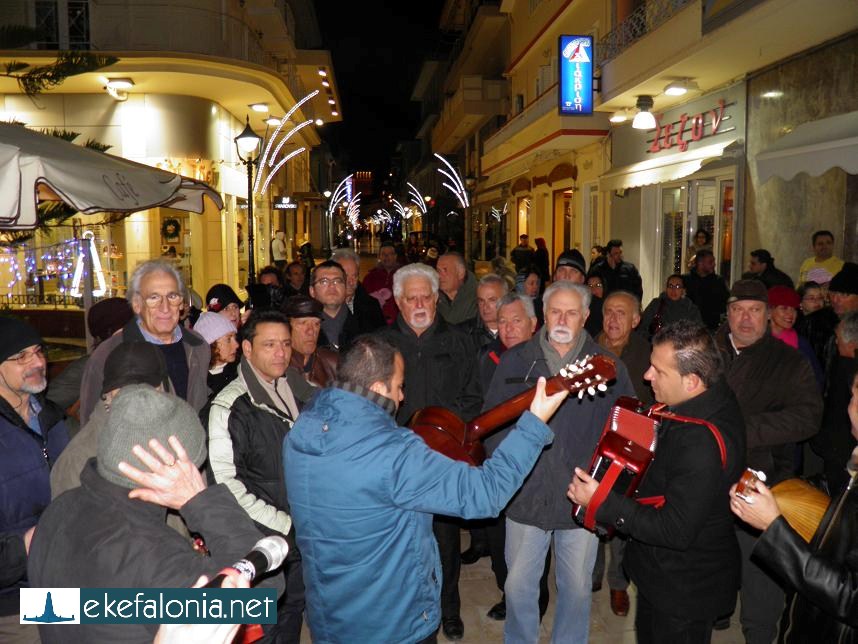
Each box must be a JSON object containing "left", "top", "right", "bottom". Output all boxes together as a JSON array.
[
  {"left": 0, "top": 122, "right": 223, "bottom": 229},
  {"left": 0, "top": 122, "right": 225, "bottom": 351}
]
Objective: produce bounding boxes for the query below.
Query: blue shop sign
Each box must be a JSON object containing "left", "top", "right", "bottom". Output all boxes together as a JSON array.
[{"left": 558, "top": 35, "right": 594, "bottom": 116}]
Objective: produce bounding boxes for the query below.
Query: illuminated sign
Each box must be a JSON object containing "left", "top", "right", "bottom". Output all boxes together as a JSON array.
[
  {"left": 273, "top": 196, "right": 297, "bottom": 210},
  {"left": 558, "top": 35, "right": 594, "bottom": 116}
]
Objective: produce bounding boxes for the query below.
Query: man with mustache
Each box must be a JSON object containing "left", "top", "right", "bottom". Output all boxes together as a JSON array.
[
  {"left": 484, "top": 281, "right": 634, "bottom": 643},
  {"left": 377, "top": 262, "right": 482, "bottom": 640},
  {"left": 0, "top": 318, "right": 70, "bottom": 643}
]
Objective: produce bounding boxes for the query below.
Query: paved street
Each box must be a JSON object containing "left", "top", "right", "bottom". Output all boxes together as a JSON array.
[{"left": 301, "top": 530, "right": 746, "bottom": 643}]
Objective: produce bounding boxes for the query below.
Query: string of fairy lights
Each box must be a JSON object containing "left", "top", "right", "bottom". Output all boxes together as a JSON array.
[{"left": 0, "top": 236, "right": 110, "bottom": 296}]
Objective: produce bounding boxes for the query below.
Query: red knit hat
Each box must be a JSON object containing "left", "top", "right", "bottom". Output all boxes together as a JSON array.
[{"left": 767, "top": 285, "right": 800, "bottom": 309}]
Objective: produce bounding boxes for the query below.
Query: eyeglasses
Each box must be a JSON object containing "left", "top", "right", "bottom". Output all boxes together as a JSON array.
[
  {"left": 313, "top": 277, "right": 345, "bottom": 287},
  {"left": 667, "top": 284, "right": 685, "bottom": 290},
  {"left": 5, "top": 345, "right": 46, "bottom": 365},
  {"left": 143, "top": 292, "right": 184, "bottom": 308},
  {"left": 588, "top": 282, "right": 603, "bottom": 289}
]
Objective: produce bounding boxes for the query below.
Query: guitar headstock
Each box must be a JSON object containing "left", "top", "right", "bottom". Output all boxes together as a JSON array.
[
  {"left": 735, "top": 468, "right": 767, "bottom": 503},
  {"left": 557, "top": 354, "right": 617, "bottom": 399}
]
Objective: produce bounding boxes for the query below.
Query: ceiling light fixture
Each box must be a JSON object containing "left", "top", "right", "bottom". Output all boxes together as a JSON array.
[
  {"left": 328, "top": 99, "right": 336, "bottom": 105},
  {"left": 314, "top": 118, "right": 324, "bottom": 126},
  {"left": 331, "top": 110, "right": 339, "bottom": 117},
  {"left": 663, "top": 79, "right": 699, "bottom": 97},
  {"left": 321, "top": 80, "right": 330, "bottom": 88},
  {"left": 105, "top": 78, "right": 134, "bottom": 101},
  {"left": 264, "top": 116, "right": 281, "bottom": 126},
  {"left": 249, "top": 103, "right": 269, "bottom": 113},
  {"left": 632, "top": 95, "right": 656, "bottom": 130},
  {"left": 318, "top": 68, "right": 327, "bottom": 77},
  {"left": 106, "top": 78, "right": 134, "bottom": 90},
  {"left": 609, "top": 109, "right": 630, "bottom": 124},
  {"left": 762, "top": 90, "right": 784, "bottom": 99}
]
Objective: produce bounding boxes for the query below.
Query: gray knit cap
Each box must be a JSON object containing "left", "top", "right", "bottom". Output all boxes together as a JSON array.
[{"left": 97, "top": 385, "right": 207, "bottom": 489}]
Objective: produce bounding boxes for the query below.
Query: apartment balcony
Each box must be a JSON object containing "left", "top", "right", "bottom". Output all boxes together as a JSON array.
[
  {"left": 597, "top": 0, "right": 858, "bottom": 114},
  {"left": 432, "top": 76, "right": 507, "bottom": 154},
  {"left": 90, "top": 3, "right": 279, "bottom": 70},
  {"left": 481, "top": 84, "right": 610, "bottom": 181}
]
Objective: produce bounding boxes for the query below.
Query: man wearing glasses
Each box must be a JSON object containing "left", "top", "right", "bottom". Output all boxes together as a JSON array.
[
  {"left": 309, "top": 260, "right": 361, "bottom": 352},
  {"left": 79, "top": 260, "right": 210, "bottom": 424},
  {"left": 0, "top": 318, "right": 70, "bottom": 643}
]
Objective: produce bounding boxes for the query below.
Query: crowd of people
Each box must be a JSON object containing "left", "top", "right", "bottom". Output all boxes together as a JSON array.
[{"left": 1, "top": 226, "right": 857, "bottom": 644}]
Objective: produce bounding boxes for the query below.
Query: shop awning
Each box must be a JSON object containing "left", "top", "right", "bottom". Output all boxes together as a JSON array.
[
  {"left": 756, "top": 111, "right": 858, "bottom": 183},
  {"left": 599, "top": 139, "right": 737, "bottom": 192}
]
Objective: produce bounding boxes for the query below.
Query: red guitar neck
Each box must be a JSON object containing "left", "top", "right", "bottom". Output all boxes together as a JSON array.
[{"left": 465, "top": 376, "right": 578, "bottom": 443}]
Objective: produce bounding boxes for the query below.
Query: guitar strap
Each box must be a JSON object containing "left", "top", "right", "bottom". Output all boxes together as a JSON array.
[{"left": 648, "top": 403, "right": 727, "bottom": 469}]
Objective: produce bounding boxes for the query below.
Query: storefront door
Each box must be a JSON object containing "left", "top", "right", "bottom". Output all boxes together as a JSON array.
[{"left": 658, "top": 170, "right": 736, "bottom": 288}]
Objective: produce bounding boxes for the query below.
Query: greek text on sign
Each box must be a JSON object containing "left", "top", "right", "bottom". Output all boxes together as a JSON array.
[{"left": 559, "top": 35, "right": 594, "bottom": 116}]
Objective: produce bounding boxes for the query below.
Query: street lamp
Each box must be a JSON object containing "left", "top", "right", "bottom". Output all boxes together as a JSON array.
[{"left": 234, "top": 116, "right": 263, "bottom": 288}]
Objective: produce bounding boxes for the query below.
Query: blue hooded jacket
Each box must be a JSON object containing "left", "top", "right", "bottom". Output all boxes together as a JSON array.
[{"left": 284, "top": 386, "right": 553, "bottom": 644}]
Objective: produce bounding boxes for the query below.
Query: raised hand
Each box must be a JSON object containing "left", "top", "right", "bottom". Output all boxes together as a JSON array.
[
  {"left": 528, "top": 376, "right": 570, "bottom": 423},
  {"left": 118, "top": 435, "right": 206, "bottom": 510}
]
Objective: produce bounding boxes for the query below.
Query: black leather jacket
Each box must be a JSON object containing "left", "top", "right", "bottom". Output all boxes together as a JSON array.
[{"left": 754, "top": 475, "right": 858, "bottom": 643}]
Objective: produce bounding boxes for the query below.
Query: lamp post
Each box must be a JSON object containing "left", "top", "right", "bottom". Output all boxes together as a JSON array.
[
  {"left": 322, "top": 189, "right": 333, "bottom": 257},
  {"left": 234, "top": 116, "right": 263, "bottom": 289}
]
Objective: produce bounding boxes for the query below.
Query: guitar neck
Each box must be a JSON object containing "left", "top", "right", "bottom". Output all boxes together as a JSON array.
[{"left": 467, "top": 376, "right": 568, "bottom": 442}]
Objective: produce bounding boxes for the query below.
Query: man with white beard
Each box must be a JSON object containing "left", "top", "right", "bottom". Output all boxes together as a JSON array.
[
  {"left": 484, "top": 281, "right": 634, "bottom": 644},
  {"left": 377, "top": 262, "right": 482, "bottom": 640},
  {"left": 0, "top": 318, "right": 70, "bottom": 642}
]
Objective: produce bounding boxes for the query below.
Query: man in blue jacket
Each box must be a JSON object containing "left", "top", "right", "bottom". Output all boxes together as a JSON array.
[
  {"left": 283, "top": 335, "right": 570, "bottom": 644},
  {"left": 0, "top": 318, "right": 69, "bottom": 643}
]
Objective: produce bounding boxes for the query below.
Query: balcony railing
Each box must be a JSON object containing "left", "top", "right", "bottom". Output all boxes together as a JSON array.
[
  {"left": 597, "top": 0, "right": 695, "bottom": 65},
  {"left": 83, "top": 4, "right": 278, "bottom": 70},
  {"left": 483, "top": 83, "right": 557, "bottom": 154}
]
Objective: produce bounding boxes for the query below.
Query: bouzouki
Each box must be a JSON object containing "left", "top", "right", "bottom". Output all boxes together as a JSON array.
[
  {"left": 734, "top": 468, "right": 831, "bottom": 543},
  {"left": 408, "top": 354, "right": 617, "bottom": 466}
]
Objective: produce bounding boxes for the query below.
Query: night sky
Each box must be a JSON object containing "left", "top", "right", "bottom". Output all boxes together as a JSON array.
[{"left": 315, "top": 0, "right": 448, "bottom": 183}]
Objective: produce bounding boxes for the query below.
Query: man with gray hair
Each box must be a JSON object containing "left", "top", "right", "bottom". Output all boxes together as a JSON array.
[
  {"left": 330, "top": 248, "right": 385, "bottom": 331},
  {"left": 377, "top": 262, "right": 482, "bottom": 640},
  {"left": 484, "top": 280, "right": 635, "bottom": 643},
  {"left": 460, "top": 274, "right": 509, "bottom": 356},
  {"left": 436, "top": 251, "right": 478, "bottom": 325},
  {"left": 79, "top": 259, "right": 210, "bottom": 425}
]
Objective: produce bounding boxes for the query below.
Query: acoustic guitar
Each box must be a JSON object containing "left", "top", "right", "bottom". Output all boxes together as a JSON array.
[
  {"left": 734, "top": 468, "right": 830, "bottom": 542},
  {"left": 408, "top": 354, "right": 617, "bottom": 466}
]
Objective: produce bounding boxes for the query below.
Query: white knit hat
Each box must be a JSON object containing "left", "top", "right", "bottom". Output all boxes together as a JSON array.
[{"left": 193, "top": 311, "right": 236, "bottom": 345}]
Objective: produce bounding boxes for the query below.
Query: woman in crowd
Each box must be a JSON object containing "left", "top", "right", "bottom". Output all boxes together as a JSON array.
[
  {"left": 639, "top": 274, "right": 702, "bottom": 339},
  {"left": 796, "top": 280, "right": 840, "bottom": 366},
  {"left": 205, "top": 283, "right": 243, "bottom": 329},
  {"left": 768, "top": 285, "right": 824, "bottom": 388},
  {"left": 193, "top": 311, "right": 240, "bottom": 397},
  {"left": 586, "top": 273, "right": 604, "bottom": 301}
]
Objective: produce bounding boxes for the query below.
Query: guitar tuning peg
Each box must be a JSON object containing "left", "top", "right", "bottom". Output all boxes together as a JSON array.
[
  {"left": 560, "top": 368, "right": 568, "bottom": 377},
  {"left": 587, "top": 386, "right": 596, "bottom": 396},
  {"left": 584, "top": 377, "right": 591, "bottom": 384},
  {"left": 578, "top": 389, "right": 585, "bottom": 399},
  {"left": 597, "top": 383, "right": 608, "bottom": 392}
]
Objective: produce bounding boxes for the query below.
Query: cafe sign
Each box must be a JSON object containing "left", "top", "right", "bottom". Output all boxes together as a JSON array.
[{"left": 646, "top": 98, "right": 737, "bottom": 154}]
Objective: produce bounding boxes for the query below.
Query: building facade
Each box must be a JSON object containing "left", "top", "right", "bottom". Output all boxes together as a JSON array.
[{"left": 0, "top": 0, "right": 340, "bottom": 305}]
